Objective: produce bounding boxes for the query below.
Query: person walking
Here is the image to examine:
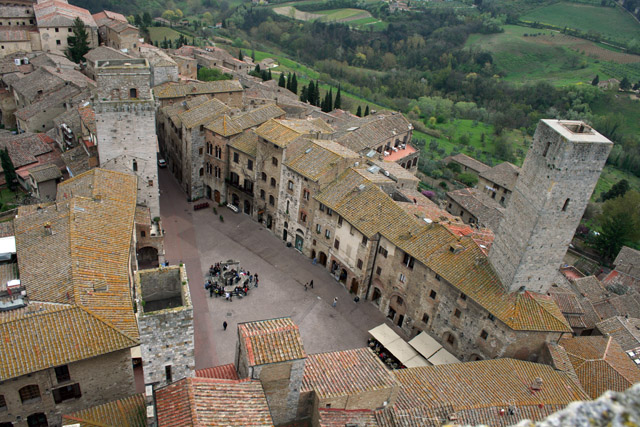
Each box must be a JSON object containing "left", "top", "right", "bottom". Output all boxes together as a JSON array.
[
  {"left": 309, "top": 280, "right": 314, "bottom": 289},
  {"left": 223, "top": 321, "right": 228, "bottom": 331},
  {"left": 304, "top": 283, "right": 308, "bottom": 291},
  {"left": 332, "top": 297, "right": 338, "bottom": 308}
]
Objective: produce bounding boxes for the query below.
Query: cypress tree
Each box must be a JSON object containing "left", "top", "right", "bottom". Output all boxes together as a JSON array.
[
  {"left": 261, "top": 70, "right": 268, "bottom": 81},
  {"left": 291, "top": 73, "right": 298, "bottom": 94},
  {"left": 300, "top": 85, "right": 308, "bottom": 103},
  {"left": 278, "top": 73, "right": 286, "bottom": 88},
  {"left": 286, "top": 72, "right": 292, "bottom": 91},
  {"left": 1, "top": 148, "right": 16, "bottom": 191},
  {"left": 314, "top": 80, "right": 320, "bottom": 107},
  {"left": 254, "top": 64, "right": 261, "bottom": 73},
  {"left": 238, "top": 50, "right": 244, "bottom": 61},
  {"left": 592, "top": 75, "right": 599, "bottom": 86},
  {"left": 327, "top": 88, "right": 333, "bottom": 112},
  {"left": 356, "top": 105, "right": 362, "bottom": 117},
  {"left": 268, "top": 69, "right": 272, "bottom": 80},
  {"left": 334, "top": 84, "right": 341, "bottom": 109},
  {"left": 364, "top": 105, "right": 369, "bottom": 116},
  {"left": 308, "top": 81, "right": 315, "bottom": 105},
  {"left": 66, "top": 17, "right": 90, "bottom": 63}
]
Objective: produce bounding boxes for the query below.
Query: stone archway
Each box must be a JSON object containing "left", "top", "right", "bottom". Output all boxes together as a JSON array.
[
  {"left": 138, "top": 246, "right": 159, "bottom": 269},
  {"left": 318, "top": 252, "right": 327, "bottom": 267},
  {"left": 350, "top": 278, "right": 359, "bottom": 294},
  {"left": 371, "top": 287, "right": 382, "bottom": 305},
  {"left": 339, "top": 268, "right": 347, "bottom": 284}
]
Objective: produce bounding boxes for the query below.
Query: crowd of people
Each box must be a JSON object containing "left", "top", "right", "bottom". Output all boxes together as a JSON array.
[
  {"left": 205, "top": 261, "right": 259, "bottom": 302},
  {"left": 367, "top": 338, "right": 406, "bottom": 370}
]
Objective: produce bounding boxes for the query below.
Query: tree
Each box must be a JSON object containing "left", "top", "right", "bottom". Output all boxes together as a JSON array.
[
  {"left": 334, "top": 85, "right": 341, "bottom": 109},
  {"left": 356, "top": 105, "right": 362, "bottom": 117},
  {"left": 591, "top": 74, "right": 600, "bottom": 86},
  {"left": 251, "top": 49, "right": 255, "bottom": 62},
  {"left": 314, "top": 80, "right": 320, "bottom": 107},
  {"left": 364, "top": 105, "right": 369, "bottom": 116},
  {"left": 202, "top": 11, "right": 213, "bottom": 25},
  {"left": 162, "top": 10, "right": 177, "bottom": 25},
  {"left": 286, "top": 72, "right": 292, "bottom": 91},
  {"left": 458, "top": 172, "right": 478, "bottom": 187},
  {"left": 0, "top": 148, "right": 16, "bottom": 191},
  {"left": 601, "top": 179, "right": 629, "bottom": 202},
  {"left": 267, "top": 69, "right": 272, "bottom": 81},
  {"left": 254, "top": 64, "right": 261, "bottom": 73},
  {"left": 595, "top": 190, "right": 640, "bottom": 261},
  {"left": 327, "top": 88, "right": 333, "bottom": 111},
  {"left": 307, "top": 81, "right": 316, "bottom": 105},
  {"left": 278, "top": 73, "right": 286, "bottom": 88},
  {"left": 291, "top": 73, "right": 298, "bottom": 95},
  {"left": 300, "top": 85, "right": 308, "bottom": 103},
  {"left": 66, "top": 17, "right": 90, "bottom": 64},
  {"left": 620, "top": 76, "right": 631, "bottom": 91},
  {"left": 238, "top": 50, "right": 243, "bottom": 61},
  {"left": 143, "top": 12, "right": 152, "bottom": 27},
  {"left": 134, "top": 14, "right": 143, "bottom": 27}
]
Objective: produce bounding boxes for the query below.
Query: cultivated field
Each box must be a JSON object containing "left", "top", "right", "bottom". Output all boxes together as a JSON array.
[
  {"left": 272, "top": 2, "right": 384, "bottom": 28},
  {"left": 522, "top": 2, "right": 640, "bottom": 45},
  {"left": 148, "top": 26, "right": 185, "bottom": 44}
]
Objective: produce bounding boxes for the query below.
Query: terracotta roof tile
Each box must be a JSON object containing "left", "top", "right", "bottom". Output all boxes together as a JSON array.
[
  {"left": 29, "top": 163, "right": 62, "bottom": 182},
  {"left": 446, "top": 187, "right": 505, "bottom": 230},
  {"left": 334, "top": 113, "right": 412, "bottom": 153},
  {"left": 179, "top": 97, "right": 229, "bottom": 129},
  {"left": 62, "top": 392, "right": 146, "bottom": 426},
  {"left": 319, "top": 408, "right": 379, "bottom": 427},
  {"left": 153, "top": 80, "right": 243, "bottom": 99},
  {"left": 206, "top": 104, "right": 285, "bottom": 136},
  {"left": 156, "top": 377, "right": 274, "bottom": 426},
  {"left": 196, "top": 363, "right": 239, "bottom": 380},
  {"left": 444, "top": 153, "right": 490, "bottom": 174},
  {"left": 596, "top": 316, "right": 640, "bottom": 353},
  {"left": 255, "top": 118, "right": 333, "bottom": 148},
  {"left": 302, "top": 348, "right": 397, "bottom": 398},
  {"left": 613, "top": 246, "right": 640, "bottom": 279},
  {"left": 284, "top": 139, "right": 359, "bottom": 182},
  {"left": 480, "top": 162, "right": 520, "bottom": 191},
  {"left": 238, "top": 317, "right": 306, "bottom": 366},
  {"left": 228, "top": 130, "right": 259, "bottom": 157}
]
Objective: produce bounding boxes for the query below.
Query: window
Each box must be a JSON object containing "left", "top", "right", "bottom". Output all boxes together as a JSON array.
[
  {"left": 56, "top": 39, "right": 61, "bottom": 45},
  {"left": 19, "top": 385, "right": 40, "bottom": 403},
  {"left": 334, "top": 239, "right": 340, "bottom": 249},
  {"left": 435, "top": 274, "right": 441, "bottom": 281},
  {"left": 272, "top": 157, "right": 278, "bottom": 166},
  {"left": 288, "top": 180, "right": 294, "bottom": 190},
  {"left": 422, "top": 313, "right": 429, "bottom": 324},
  {"left": 326, "top": 208, "right": 333, "bottom": 216},
  {"left": 376, "top": 266, "right": 382, "bottom": 275},
  {"left": 480, "top": 330, "right": 488, "bottom": 340},
  {"left": 446, "top": 334, "right": 455, "bottom": 345},
  {"left": 132, "top": 160, "right": 137, "bottom": 172},
  {"left": 129, "top": 88, "right": 137, "bottom": 98},
  {"left": 52, "top": 383, "right": 81, "bottom": 403},
  {"left": 325, "top": 229, "right": 331, "bottom": 239},
  {"left": 270, "top": 178, "right": 276, "bottom": 188},
  {"left": 488, "top": 314, "right": 495, "bottom": 321},
  {"left": 26, "top": 413, "right": 47, "bottom": 427},
  {"left": 399, "top": 273, "right": 406, "bottom": 283},
  {"left": 141, "top": 230, "right": 146, "bottom": 238},
  {"left": 148, "top": 180, "right": 153, "bottom": 187},
  {"left": 357, "top": 259, "right": 363, "bottom": 269},
  {"left": 429, "top": 290, "right": 437, "bottom": 299},
  {"left": 269, "top": 195, "right": 275, "bottom": 206},
  {"left": 260, "top": 190, "right": 265, "bottom": 200},
  {"left": 55, "top": 365, "right": 70, "bottom": 383},
  {"left": 319, "top": 203, "right": 325, "bottom": 212},
  {"left": 316, "top": 224, "right": 321, "bottom": 234},
  {"left": 454, "top": 309, "right": 461, "bottom": 318},
  {"left": 215, "top": 146, "right": 222, "bottom": 159},
  {"left": 562, "top": 198, "right": 570, "bottom": 212},
  {"left": 261, "top": 172, "right": 267, "bottom": 182},
  {"left": 403, "top": 252, "right": 415, "bottom": 269},
  {"left": 248, "top": 159, "right": 253, "bottom": 171},
  {"left": 542, "top": 141, "right": 551, "bottom": 157},
  {"left": 165, "top": 365, "right": 172, "bottom": 383},
  {"left": 233, "top": 152, "right": 239, "bottom": 163},
  {"left": 459, "top": 293, "right": 467, "bottom": 301},
  {"left": 0, "top": 394, "right": 6, "bottom": 410},
  {"left": 199, "top": 168, "right": 204, "bottom": 176},
  {"left": 299, "top": 211, "right": 307, "bottom": 223},
  {"left": 361, "top": 236, "right": 368, "bottom": 246},
  {"left": 55, "top": 27, "right": 59, "bottom": 32},
  {"left": 378, "top": 246, "right": 388, "bottom": 258},
  {"left": 303, "top": 189, "right": 309, "bottom": 201},
  {"left": 396, "top": 296, "right": 403, "bottom": 306},
  {"left": 337, "top": 216, "right": 343, "bottom": 226}
]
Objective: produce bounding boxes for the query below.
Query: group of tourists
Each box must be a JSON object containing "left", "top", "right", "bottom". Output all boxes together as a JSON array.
[{"left": 205, "top": 261, "right": 259, "bottom": 302}]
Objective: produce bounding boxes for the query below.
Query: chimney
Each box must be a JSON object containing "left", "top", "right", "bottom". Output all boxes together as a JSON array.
[
  {"left": 531, "top": 377, "right": 543, "bottom": 391},
  {"left": 44, "top": 223, "right": 52, "bottom": 236}
]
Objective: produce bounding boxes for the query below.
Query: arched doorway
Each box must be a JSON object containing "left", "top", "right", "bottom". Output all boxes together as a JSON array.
[
  {"left": 295, "top": 234, "right": 304, "bottom": 251},
  {"left": 27, "top": 413, "right": 48, "bottom": 427},
  {"left": 266, "top": 215, "right": 273, "bottom": 229},
  {"left": 371, "top": 287, "right": 382, "bottom": 305},
  {"left": 206, "top": 185, "right": 212, "bottom": 199},
  {"left": 318, "top": 252, "right": 327, "bottom": 267},
  {"left": 214, "top": 190, "right": 220, "bottom": 203},
  {"left": 350, "top": 278, "right": 359, "bottom": 294},
  {"left": 244, "top": 200, "right": 251, "bottom": 214},
  {"left": 283, "top": 221, "right": 288, "bottom": 241},
  {"left": 311, "top": 250, "right": 316, "bottom": 260},
  {"left": 137, "top": 246, "right": 159, "bottom": 269},
  {"left": 339, "top": 268, "right": 347, "bottom": 284}
]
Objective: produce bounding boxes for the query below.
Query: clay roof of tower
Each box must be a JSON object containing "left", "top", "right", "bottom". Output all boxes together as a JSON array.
[
  {"left": 153, "top": 80, "right": 243, "bottom": 99},
  {"left": 301, "top": 348, "right": 398, "bottom": 398},
  {"left": 316, "top": 169, "right": 570, "bottom": 333},
  {"left": 62, "top": 392, "right": 146, "bottom": 426},
  {"left": 92, "top": 10, "right": 128, "bottom": 27},
  {"left": 155, "top": 377, "right": 274, "bottom": 426},
  {"left": 390, "top": 359, "right": 588, "bottom": 426},
  {"left": 238, "top": 317, "right": 306, "bottom": 366},
  {"left": 479, "top": 161, "right": 520, "bottom": 191},
  {"left": 34, "top": 0, "right": 97, "bottom": 28},
  {"left": 558, "top": 336, "right": 640, "bottom": 399},
  {"left": 84, "top": 45, "right": 132, "bottom": 63}
]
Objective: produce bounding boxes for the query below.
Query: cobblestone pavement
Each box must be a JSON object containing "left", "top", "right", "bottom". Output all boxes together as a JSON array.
[{"left": 159, "top": 169, "right": 394, "bottom": 369}]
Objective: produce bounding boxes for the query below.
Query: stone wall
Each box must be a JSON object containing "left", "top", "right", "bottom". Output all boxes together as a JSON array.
[
  {"left": 136, "top": 266, "right": 195, "bottom": 388},
  {"left": 254, "top": 137, "right": 283, "bottom": 230},
  {"left": 0, "top": 349, "right": 135, "bottom": 427},
  {"left": 151, "top": 65, "right": 179, "bottom": 88},
  {"left": 253, "top": 360, "right": 305, "bottom": 426},
  {"left": 489, "top": 120, "right": 612, "bottom": 294}
]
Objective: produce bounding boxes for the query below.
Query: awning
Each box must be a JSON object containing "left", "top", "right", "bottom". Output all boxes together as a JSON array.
[
  {"left": 428, "top": 348, "right": 461, "bottom": 365},
  {"left": 408, "top": 331, "right": 461, "bottom": 365},
  {"left": 0, "top": 236, "right": 16, "bottom": 255},
  {"left": 369, "top": 324, "right": 428, "bottom": 367}
]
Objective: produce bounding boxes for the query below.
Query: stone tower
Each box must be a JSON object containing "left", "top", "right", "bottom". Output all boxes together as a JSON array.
[
  {"left": 94, "top": 58, "right": 160, "bottom": 218},
  {"left": 489, "top": 120, "right": 612, "bottom": 294}
]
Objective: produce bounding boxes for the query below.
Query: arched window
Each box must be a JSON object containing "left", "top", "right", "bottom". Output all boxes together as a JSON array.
[
  {"left": 270, "top": 178, "right": 276, "bottom": 188},
  {"left": 199, "top": 167, "right": 203, "bottom": 176},
  {"left": 260, "top": 189, "right": 265, "bottom": 200},
  {"left": 269, "top": 195, "right": 275, "bottom": 206},
  {"left": 19, "top": 385, "right": 41, "bottom": 403},
  {"left": 132, "top": 159, "right": 137, "bottom": 172},
  {"left": 261, "top": 172, "right": 267, "bottom": 182},
  {"left": 129, "top": 88, "right": 138, "bottom": 98},
  {"left": 542, "top": 141, "right": 551, "bottom": 157},
  {"left": 288, "top": 180, "right": 294, "bottom": 190},
  {"left": 562, "top": 198, "right": 570, "bottom": 212}
]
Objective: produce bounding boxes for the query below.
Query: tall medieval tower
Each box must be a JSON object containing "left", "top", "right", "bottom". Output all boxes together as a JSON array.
[
  {"left": 94, "top": 58, "right": 160, "bottom": 218},
  {"left": 488, "top": 120, "right": 612, "bottom": 294}
]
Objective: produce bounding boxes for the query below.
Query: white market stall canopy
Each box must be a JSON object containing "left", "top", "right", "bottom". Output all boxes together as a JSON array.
[
  {"left": 368, "top": 324, "right": 428, "bottom": 367},
  {"left": 408, "top": 332, "right": 461, "bottom": 365}
]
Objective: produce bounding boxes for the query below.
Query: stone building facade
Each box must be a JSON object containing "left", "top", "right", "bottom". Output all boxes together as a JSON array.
[
  {"left": 94, "top": 58, "right": 160, "bottom": 218},
  {"left": 136, "top": 266, "right": 195, "bottom": 389},
  {"left": 489, "top": 120, "right": 613, "bottom": 294},
  {"left": 0, "top": 349, "right": 136, "bottom": 427}
]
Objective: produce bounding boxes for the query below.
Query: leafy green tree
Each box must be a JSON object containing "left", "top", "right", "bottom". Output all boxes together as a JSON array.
[
  {"left": 134, "top": 14, "right": 143, "bottom": 27},
  {"left": 254, "top": 64, "right": 261, "bottom": 73},
  {"left": 66, "top": 17, "right": 90, "bottom": 64},
  {"left": 364, "top": 105, "right": 369, "bottom": 116},
  {"left": 162, "top": 10, "right": 177, "bottom": 25},
  {"left": 291, "top": 73, "right": 298, "bottom": 95},
  {"left": 334, "top": 84, "right": 341, "bottom": 109},
  {"left": 198, "top": 67, "right": 233, "bottom": 81},
  {"left": 458, "top": 172, "right": 478, "bottom": 187},
  {"left": 143, "top": 12, "right": 152, "bottom": 27},
  {"left": 620, "top": 76, "right": 631, "bottom": 90},
  {"left": 601, "top": 179, "right": 630, "bottom": 202},
  {"left": 591, "top": 75, "right": 599, "bottom": 86},
  {"left": 202, "top": 11, "right": 213, "bottom": 25},
  {"left": 356, "top": 105, "right": 362, "bottom": 117},
  {"left": 278, "top": 73, "right": 286, "bottom": 88},
  {"left": 595, "top": 190, "right": 640, "bottom": 261},
  {"left": 1, "top": 148, "right": 16, "bottom": 191}
]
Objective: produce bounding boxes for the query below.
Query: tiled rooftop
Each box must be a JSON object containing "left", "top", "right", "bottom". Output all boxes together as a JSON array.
[
  {"left": 446, "top": 187, "right": 505, "bottom": 231},
  {"left": 0, "top": 132, "right": 54, "bottom": 168},
  {"left": 301, "top": 348, "right": 397, "bottom": 398},
  {"left": 206, "top": 104, "right": 285, "bottom": 136},
  {"left": 179, "top": 97, "right": 229, "bottom": 129},
  {"left": 444, "top": 153, "right": 491, "bottom": 174},
  {"left": 196, "top": 363, "right": 239, "bottom": 380},
  {"left": 156, "top": 377, "right": 274, "bottom": 426},
  {"left": 153, "top": 80, "right": 243, "bottom": 99},
  {"left": 318, "top": 408, "right": 379, "bottom": 427},
  {"left": 29, "top": 163, "right": 62, "bottom": 183},
  {"left": 335, "top": 113, "right": 413, "bottom": 153},
  {"left": 84, "top": 45, "right": 132, "bottom": 63},
  {"left": 62, "top": 392, "right": 146, "bottom": 426},
  {"left": 229, "top": 130, "right": 259, "bottom": 158},
  {"left": 284, "top": 138, "right": 359, "bottom": 182},
  {"left": 596, "top": 316, "right": 640, "bottom": 353},
  {"left": 558, "top": 336, "right": 640, "bottom": 399},
  {"left": 238, "top": 317, "right": 306, "bottom": 366},
  {"left": 255, "top": 118, "right": 333, "bottom": 148},
  {"left": 34, "top": 0, "right": 97, "bottom": 28},
  {"left": 613, "top": 246, "right": 640, "bottom": 279},
  {"left": 480, "top": 161, "right": 520, "bottom": 191}
]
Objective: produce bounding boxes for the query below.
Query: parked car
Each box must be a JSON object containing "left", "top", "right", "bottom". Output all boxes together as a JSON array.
[{"left": 158, "top": 158, "right": 167, "bottom": 168}]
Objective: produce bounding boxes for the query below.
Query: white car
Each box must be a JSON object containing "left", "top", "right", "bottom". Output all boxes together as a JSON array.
[{"left": 158, "top": 158, "right": 167, "bottom": 168}]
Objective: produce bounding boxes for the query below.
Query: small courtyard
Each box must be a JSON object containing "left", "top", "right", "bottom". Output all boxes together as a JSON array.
[{"left": 158, "top": 168, "right": 393, "bottom": 369}]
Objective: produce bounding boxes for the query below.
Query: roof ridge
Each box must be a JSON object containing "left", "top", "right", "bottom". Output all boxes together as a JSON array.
[
  {"left": 0, "top": 303, "right": 73, "bottom": 325},
  {"left": 75, "top": 304, "right": 139, "bottom": 345}
]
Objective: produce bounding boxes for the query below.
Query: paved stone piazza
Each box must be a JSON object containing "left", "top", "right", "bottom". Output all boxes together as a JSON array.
[{"left": 158, "top": 168, "right": 392, "bottom": 369}]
